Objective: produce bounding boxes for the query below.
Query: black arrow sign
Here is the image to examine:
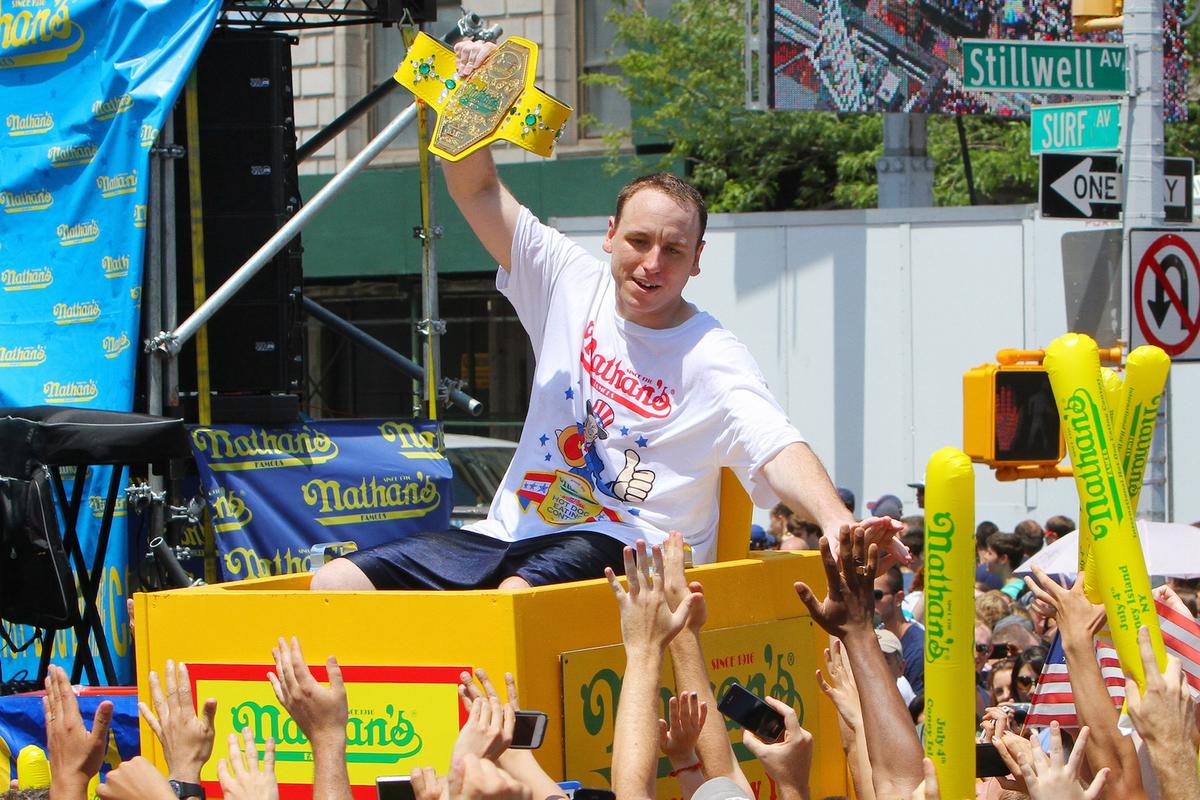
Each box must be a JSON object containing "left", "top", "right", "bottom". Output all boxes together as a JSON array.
[{"left": 1149, "top": 253, "right": 1190, "bottom": 327}]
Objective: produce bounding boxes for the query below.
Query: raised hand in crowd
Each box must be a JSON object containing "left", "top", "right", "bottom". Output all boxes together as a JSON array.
[
  {"left": 411, "top": 766, "right": 448, "bottom": 800},
  {"left": 661, "top": 531, "right": 753, "bottom": 796},
  {"left": 138, "top": 660, "right": 218, "bottom": 788},
  {"left": 657, "top": 692, "right": 708, "bottom": 797},
  {"left": 817, "top": 639, "right": 873, "bottom": 800},
  {"left": 607, "top": 540, "right": 698, "bottom": 800},
  {"left": 1125, "top": 626, "right": 1200, "bottom": 800},
  {"left": 449, "top": 754, "right": 531, "bottom": 800},
  {"left": 95, "top": 756, "right": 176, "bottom": 800},
  {"left": 451, "top": 696, "right": 513, "bottom": 765},
  {"left": 216, "top": 728, "right": 279, "bottom": 800},
  {"left": 795, "top": 524, "right": 923, "bottom": 800},
  {"left": 1024, "top": 567, "right": 1143, "bottom": 800},
  {"left": 44, "top": 664, "right": 113, "bottom": 800},
  {"left": 267, "top": 637, "right": 351, "bottom": 800},
  {"left": 911, "top": 758, "right": 940, "bottom": 800},
  {"left": 740, "top": 695, "right": 814, "bottom": 800},
  {"left": 1017, "top": 723, "right": 1107, "bottom": 800},
  {"left": 1152, "top": 583, "right": 1192, "bottom": 619}
]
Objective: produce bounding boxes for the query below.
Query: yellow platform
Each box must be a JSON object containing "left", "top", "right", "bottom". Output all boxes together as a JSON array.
[{"left": 134, "top": 551, "right": 843, "bottom": 799}]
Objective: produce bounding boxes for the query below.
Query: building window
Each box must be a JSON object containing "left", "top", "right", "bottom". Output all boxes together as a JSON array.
[{"left": 578, "top": 0, "right": 671, "bottom": 138}]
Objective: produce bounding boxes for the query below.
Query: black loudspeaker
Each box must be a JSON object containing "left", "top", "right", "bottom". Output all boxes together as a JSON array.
[{"left": 175, "top": 29, "right": 303, "bottom": 406}]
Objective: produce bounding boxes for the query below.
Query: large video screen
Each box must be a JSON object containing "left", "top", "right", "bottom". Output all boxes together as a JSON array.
[{"left": 769, "top": 0, "right": 1187, "bottom": 120}]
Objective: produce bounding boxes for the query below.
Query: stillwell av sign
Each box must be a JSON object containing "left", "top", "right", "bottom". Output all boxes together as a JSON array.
[{"left": 961, "top": 39, "right": 1128, "bottom": 94}]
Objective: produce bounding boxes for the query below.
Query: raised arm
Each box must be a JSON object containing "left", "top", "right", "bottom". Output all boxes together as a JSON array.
[{"left": 1125, "top": 626, "right": 1200, "bottom": 800}]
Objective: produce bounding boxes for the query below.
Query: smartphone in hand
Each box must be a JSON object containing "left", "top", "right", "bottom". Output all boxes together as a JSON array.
[
  {"left": 511, "top": 710, "right": 548, "bottom": 749},
  {"left": 717, "top": 682, "right": 785, "bottom": 743},
  {"left": 975, "top": 742, "right": 1011, "bottom": 778},
  {"left": 377, "top": 776, "right": 416, "bottom": 800}
]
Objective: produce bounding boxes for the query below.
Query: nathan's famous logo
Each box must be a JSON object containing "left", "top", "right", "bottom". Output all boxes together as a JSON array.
[
  {"left": 0, "top": 188, "right": 52, "bottom": 213},
  {"left": 580, "top": 320, "right": 673, "bottom": 419},
  {"left": 96, "top": 170, "right": 138, "bottom": 199},
  {"left": 102, "top": 254, "right": 129, "bottom": 278},
  {"left": 5, "top": 111, "right": 53, "bottom": 136},
  {"left": 231, "top": 699, "right": 423, "bottom": 761},
  {"left": 0, "top": 343, "right": 46, "bottom": 367},
  {"left": 1122, "top": 393, "right": 1162, "bottom": 495},
  {"left": 191, "top": 425, "right": 340, "bottom": 471},
  {"left": 208, "top": 487, "right": 253, "bottom": 533},
  {"left": 517, "top": 470, "right": 619, "bottom": 527},
  {"left": 57, "top": 219, "right": 99, "bottom": 246},
  {"left": 379, "top": 421, "right": 445, "bottom": 460},
  {"left": 923, "top": 511, "right": 956, "bottom": 663},
  {"left": 53, "top": 299, "right": 100, "bottom": 324},
  {"left": 1064, "top": 387, "right": 1126, "bottom": 539},
  {"left": 102, "top": 331, "right": 130, "bottom": 359},
  {"left": 0, "top": 0, "right": 85, "bottom": 71},
  {"left": 302, "top": 473, "right": 441, "bottom": 526},
  {"left": 2, "top": 265, "right": 51, "bottom": 290},
  {"left": 43, "top": 378, "right": 98, "bottom": 404},
  {"left": 92, "top": 93, "right": 132, "bottom": 122},
  {"left": 48, "top": 140, "right": 96, "bottom": 167},
  {"left": 132, "top": 204, "right": 146, "bottom": 228},
  {"left": 88, "top": 494, "right": 126, "bottom": 518},
  {"left": 139, "top": 124, "right": 157, "bottom": 148}
]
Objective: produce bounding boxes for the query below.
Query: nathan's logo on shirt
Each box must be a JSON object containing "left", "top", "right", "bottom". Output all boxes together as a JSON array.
[
  {"left": 6, "top": 111, "right": 53, "bottom": 136},
  {"left": 301, "top": 474, "right": 442, "bottom": 526},
  {"left": 53, "top": 299, "right": 100, "bottom": 324},
  {"left": 191, "top": 425, "right": 340, "bottom": 471},
  {"left": 48, "top": 140, "right": 96, "bottom": 167},
  {"left": 2, "top": 266, "right": 52, "bottom": 290},
  {"left": 58, "top": 219, "right": 99, "bottom": 246},
  {"left": 139, "top": 124, "right": 157, "bottom": 148},
  {"left": 580, "top": 320, "right": 674, "bottom": 419},
  {"left": 92, "top": 93, "right": 132, "bottom": 121},
  {"left": 43, "top": 379, "right": 98, "bottom": 404},
  {"left": 209, "top": 488, "right": 253, "bottom": 532},
  {"left": 132, "top": 204, "right": 146, "bottom": 228},
  {"left": 88, "top": 494, "right": 126, "bottom": 518},
  {"left": 0, "top": 188, "right": 52, "bottom": 213},
  {"left": 378, "top": 421, "right": 445, "bottom": 460},
  {"left": 516, "top": 469, "right": 620, "bottom": 527},
  {"left": 96, "top": 170, "right": 138, "bottom": 198},
  {"left": 102, "top": 331, "right": 130, "bottom": 359},
  {"left": 0, "top": 0, "right": 85, "bottom": 71},
  {"left": 0, "top": 343, "right": 46, "bottom": 367},
  {"left": 102, "top": 254, "right": 130, "bottom": 278}
]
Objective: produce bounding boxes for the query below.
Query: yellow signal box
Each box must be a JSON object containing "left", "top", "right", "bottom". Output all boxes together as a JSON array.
[
  {"left": 1072, "top": 0, "right": 1123, "bottom": 31},
  {"left": 963, "top": 363, "right": 1066, "bottom": 468}
]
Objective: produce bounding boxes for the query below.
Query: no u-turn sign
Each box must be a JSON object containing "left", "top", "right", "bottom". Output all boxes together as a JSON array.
[{"left": 1130, "top": 229, "right": 1200, "bottom": 360}]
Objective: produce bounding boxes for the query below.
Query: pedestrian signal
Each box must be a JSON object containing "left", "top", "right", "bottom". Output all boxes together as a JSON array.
[{"left": 963, "top": 364, "right": 1065, "bottom": 466}]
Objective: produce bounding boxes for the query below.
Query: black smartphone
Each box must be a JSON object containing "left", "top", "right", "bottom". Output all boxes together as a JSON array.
[
  {"left": 976, "top": 742, "right": 1011, "bottom": 778},
  {"left": 574, "top": 791, "right": 616, "bottom": 800},
  {"left": 717, "top": 682, "right": 785, "bottom": 743},
  {"left": 990, "top": 643, "right": 1010, "bottom": 659},
  {"left": 377, "top": 776, "right": 416, "bottom": 800},
  {"left": 511, "top": 710, "right": 548, "bottom": 749}
]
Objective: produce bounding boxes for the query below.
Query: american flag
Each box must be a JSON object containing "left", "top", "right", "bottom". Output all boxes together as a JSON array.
[{"left": 1026, "top": 599, "right": 1200, "bottom": 728}]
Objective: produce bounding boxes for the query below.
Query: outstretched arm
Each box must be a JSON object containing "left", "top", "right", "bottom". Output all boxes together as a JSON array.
[{"left": 1125, "top": 627, "right": 1200, "bottom": 800}]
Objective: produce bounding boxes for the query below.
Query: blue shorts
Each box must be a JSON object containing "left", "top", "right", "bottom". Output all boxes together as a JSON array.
[{"left": 341, "top": 529, "right": 628, "bottom": 590}]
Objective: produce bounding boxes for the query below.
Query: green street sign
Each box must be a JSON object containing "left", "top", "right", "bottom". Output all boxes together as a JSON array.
[
  {"left": 961, "top": 39, "right": 1128, "bottom": 94},
  {"left": 1030, "top": 100, "right": 1122, "bottom": 155}
]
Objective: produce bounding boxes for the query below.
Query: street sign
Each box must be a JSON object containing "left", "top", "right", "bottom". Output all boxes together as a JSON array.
[
  {"left": 961, "top": 39, "right": 1128, "bottom": 94},
  {"left": 1030, "top": 100, "right": 1121, "bottom": 155},
  {"left": 1039, "top": 155, "right": 1194, "bottom": 220},
  {"left": 1130, "top": 229, "right": 1200, "bottom": 360}
]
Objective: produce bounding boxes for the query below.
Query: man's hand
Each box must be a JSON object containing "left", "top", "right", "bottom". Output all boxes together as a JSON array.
[
  {"left": 741, "top": 696, "right": 814, "bottom": 800},
  {"left": 1016, "top": 723, "right": 1107, "bottom": 800},
  {"left": 95, "top": 756, "right": 176, "bottom": 800},
  {"left": 1023, "top": 569, "right": 1105, "bottom": 643},
  {"left": 816, "top": 640, "right": 863, "bottom": 732},
  {"left": 138, "top": 660, "right": 218, "bottom": 784},
  {"left": 794, "top": 525, "right": 878, "bottom": 638},
  {"left": 1153, "top": 584, "right": 1193, "bottom": 619},
  {"left": 44, "top": 664, "right": 113, "bottom": 795},
  {"left": 453, "top": 40, "right": 498, "bottom": 79},
  {"left": 267, "top": 637, "right": 348, "bottom": 749},
  {"left": 216, "top": 728, "right": 279, "bottom": 800},
  {"left": 657, "top": 692, "right": 706, "bottom": 767},
  {"left": 661, "top": 531, "right": 706, "bottom": 632},
  {"left": 411, "top": 766, "right": 448, "bottom": 800},
  {"left": 449, "top": 754, "right": 532, "bottom": 800},
  {"left": 605, "top": 541, "right": 696, "bottom": 656},
  {"left": 452, "top": 696, "right": 514, "bottom": 764},
  {"left": 1125, "top": 626, "right": 1197, "bottom": 748}
]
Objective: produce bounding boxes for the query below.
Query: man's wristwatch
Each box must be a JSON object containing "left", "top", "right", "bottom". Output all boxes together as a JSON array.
[{"left": 168, "top": 779, "right": 206, "bottom": 799}]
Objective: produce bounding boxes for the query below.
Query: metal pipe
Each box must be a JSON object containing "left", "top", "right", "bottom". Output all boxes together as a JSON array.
[
  {"left": 302, "top": 296, "right": 482, "bottom": 416},
  {"left": 162, "top": 110, "right": 179, "bottom": 410},
  {"left": 297, "top": 78, "right": 401, "bottom": 163},
  {"left": 145, "top": 130, "right": 163, "bottom": 416},
  {"left": 148, "top": 102, "right": 419, "bottom": 356}
]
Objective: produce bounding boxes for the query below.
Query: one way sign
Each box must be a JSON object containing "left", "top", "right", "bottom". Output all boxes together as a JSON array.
[{"left": 1039, "top": 154, "right": 1193, "bottom": 221}]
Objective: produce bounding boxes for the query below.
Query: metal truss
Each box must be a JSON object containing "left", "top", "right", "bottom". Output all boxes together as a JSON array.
[{"left": 218, "top": 0, "right": 423, "bottom": 30}]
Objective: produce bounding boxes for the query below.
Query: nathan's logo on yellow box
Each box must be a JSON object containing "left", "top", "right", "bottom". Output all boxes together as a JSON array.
[
  {"left": 6, "top": 111, "right": 53, "bottom": 136},
  {"left": 209, "top": 487, "right": 253, "bottom": 532},
  {"left": 0, "top": 0, "right": 85, "bottom": 71},
  {"left": 92, "top": 93, "right": 132, "bottom": 121},
  {"left": 43, "top": 378, "right": 98, "bottom": 404},
  {"left": 48, "top": 140, "right": 96, "bottom": 167},
  {"left": 57, "top": 219, "right": 99, "bottom": 246},
  {"left": 0, "top": 343, "right": 46, "bottom": 367},
  {"left": 2, "top": 265, "right": 52, "bottom": 290},
  {"left": 0, "top": 188, "right": 52, "bottom": 213},
  {"left": 187, "top": 663, "right": 468, "bottom": 800},
  {"left": 139, "top": 124, "right": 157, "bottom": 147},
  {"left": 96, "top": 170, "right": 137, "bottom": 198},
  {"left": 301, "top": 473, "right": 442, "bottom": 527},
  {"left": 102, "top": 254, "right": 129, "bottom": 278},
  {"left": 89, "top": 494, "right": 126, "bottom": 518},
  {"left": 379, "top": 421, "right": 445, "bottom": 461},
  {"left": 102, "top": 331, "right": 130, "bottom": 359},
  {"left": 192, "top": 426, "right": 340, "bottom": 471},
  {"left": 53, "top": 299, "right": 100, "bottom": 324},
  {"left": 132, "top": 204, "right": 146, "bottom": 228}
]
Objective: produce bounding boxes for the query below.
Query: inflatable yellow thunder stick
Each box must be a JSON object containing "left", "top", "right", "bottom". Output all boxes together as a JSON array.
[
  {"left": 1044, "top": 334, "right": 1166, "bottom": 689},
  {"left": 1075, "top": 367, "right": 1127, "bottom": 602},
  {"left": 1112, "top": 346, "right": 1170, "bottom": 514},
  {"left": 922, "top": 447, "right": 975, "bottom": 800}
]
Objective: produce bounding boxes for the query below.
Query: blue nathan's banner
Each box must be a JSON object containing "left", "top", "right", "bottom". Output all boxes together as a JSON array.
[
  {"left": 189, "top": 420, "right": 453, "bottom": 581},
  {"left": 0, "top": 0, "right": 222, "bottom": 684}
]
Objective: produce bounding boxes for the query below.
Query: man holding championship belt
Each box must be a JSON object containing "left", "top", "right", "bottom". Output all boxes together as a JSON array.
[{"left": 311, "top": 36, "right": 904, "bottom": 591}]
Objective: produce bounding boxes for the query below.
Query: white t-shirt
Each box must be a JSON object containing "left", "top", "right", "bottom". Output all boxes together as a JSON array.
[{"left": 464, "top": 207, "right": 804, "bottom": 564}]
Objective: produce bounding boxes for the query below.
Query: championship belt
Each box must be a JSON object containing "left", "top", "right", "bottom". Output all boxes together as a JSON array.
[{"left": 393, "top": 32, "right": 572, "bottom": 161}]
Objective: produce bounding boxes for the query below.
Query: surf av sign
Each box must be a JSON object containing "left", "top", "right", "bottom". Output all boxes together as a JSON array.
[{"left": 961, "top": 40, "right": 1128, "bottom": 95}]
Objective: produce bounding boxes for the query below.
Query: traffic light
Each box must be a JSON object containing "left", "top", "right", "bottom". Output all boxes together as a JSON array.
[
  {"left": 1072, "top": 0, "right": 1123, "bottom": 31},
  {"left": 963, "top": 363, "right": 1065, "bottom": 467}
]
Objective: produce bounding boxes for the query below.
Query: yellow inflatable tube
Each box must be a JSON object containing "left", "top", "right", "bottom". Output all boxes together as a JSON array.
[{"left": 1114, "top": 346, "right": 1170, "bottom": 514}]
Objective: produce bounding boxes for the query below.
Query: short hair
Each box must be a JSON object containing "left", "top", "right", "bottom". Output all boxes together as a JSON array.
[
  {"left": 4, "top": 790, "right": 50, "bottom": 800},
  {"left": 987, "top": 532, "right": 1025, "bottom": 568},
  {"left": 614, "top": 173, "right": 708, "bottom": 241},
  {"left": 881, "top": 565, "right": 904, "bottom": 595},
  {"left": 976, "top": 521, "right": 999, "bottom": 551},
  {"left": 901, "top": 515, "right": 924, "bottom": 558},
  {"left": 1017, "top": 527, "right": 1044, "bottom": 558},
  {"left": 976, "top": 590, "right": 1014, "bottom": 628},
  {"left": 770, "top": 502, "right": 792, "bottom": 519},
  {"left": 1014, "top": 519, "right": 1042, "bottom": 539},
  {"left": 1045, "top": 515, "right": 1075, "bottom": 537}
]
